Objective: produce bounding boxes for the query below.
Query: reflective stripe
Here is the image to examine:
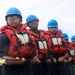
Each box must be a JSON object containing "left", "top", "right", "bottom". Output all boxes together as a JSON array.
[
  {"left": 52, "top": 38, "right": 62, "bottom": 45},
  {"left": 57, "top": 38, "right": 62, "bottom": 44},
  {"left": 52, "top": 38, "right": 57, "bottom": 44},
  {"left": 38, "top": 41, "right": 47, "bottom": 49},
  {"left": 16, "top": 33, "right": 29, "bottom": 44},
  {"left": 43, "top": 41, "right": 47, "bottom": 49},
  {"left": 70, "top": 50, "right": 75, "bottom": 55},
  {"left": 23, "top": 33, "right": 29, "bottom": 43}
]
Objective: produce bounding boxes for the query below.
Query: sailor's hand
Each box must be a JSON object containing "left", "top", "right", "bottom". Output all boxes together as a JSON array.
[
  {"left": 53, "top": 58, "right": 57, "bottom": 63},
  {"left": 63, "top": 59, "right": 67, "bottom": 63},
  {"left": 35, "top": 58, "right": 41, "bottom": 64},
  {"left": 46, "top": 58, "right": 51, "bottom": 64},
  {"left": 16, "top": 57, "right": 26, "bottom": 64},
  {"left": 30, "top": 55, "right": 37, "bottom": 64},
  {"left": 67, "top": 58, "right": 72, "bottom": 62},
  {"left": 58, "top": 57, "right": 64, "bottom": 62}
]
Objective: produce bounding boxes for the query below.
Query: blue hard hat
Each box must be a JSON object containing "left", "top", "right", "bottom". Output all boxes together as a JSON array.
[
  {"left": 47, "top": 19, "right": 58, "bottom": 28},
  {"left": 26, "top": 15, "right": 38, "bottom": 23},
  {"left": 5, "top": 7, "right": 22, "bottom": 19},
  {"left": 63, "top": 33, "right": 68, "bottom": 40},
  {"left": 71, "top": 35, "right": 75, "bottom": 41}
]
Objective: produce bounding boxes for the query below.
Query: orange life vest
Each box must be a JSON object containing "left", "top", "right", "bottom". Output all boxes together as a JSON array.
[
  {"left": 44, "top": 30, "right": 68, "bottom": 54},
  {"left": 26, "top": 29, "right": 49, "bottom": 60},
  {"left": 0, "top": 24, "right": 36, "bottom": 58}
]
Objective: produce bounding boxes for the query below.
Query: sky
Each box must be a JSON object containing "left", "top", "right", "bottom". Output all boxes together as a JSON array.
[{"left": 0, "top": 0, "right": 75, "bottom": 41}]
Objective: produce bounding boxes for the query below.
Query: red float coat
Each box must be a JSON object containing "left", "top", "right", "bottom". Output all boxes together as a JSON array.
[
  {"left": 68, "top": 42, "right": 75, "bottom": 61},
  {"left": 44, "top": 30, "right": 68, "bottom": 54},
  {"left": 26, "top": 29, "right": 49, "bottom": 60},
  {"left": 0, "top": 24, "right": 36, "bottom": 58}
]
